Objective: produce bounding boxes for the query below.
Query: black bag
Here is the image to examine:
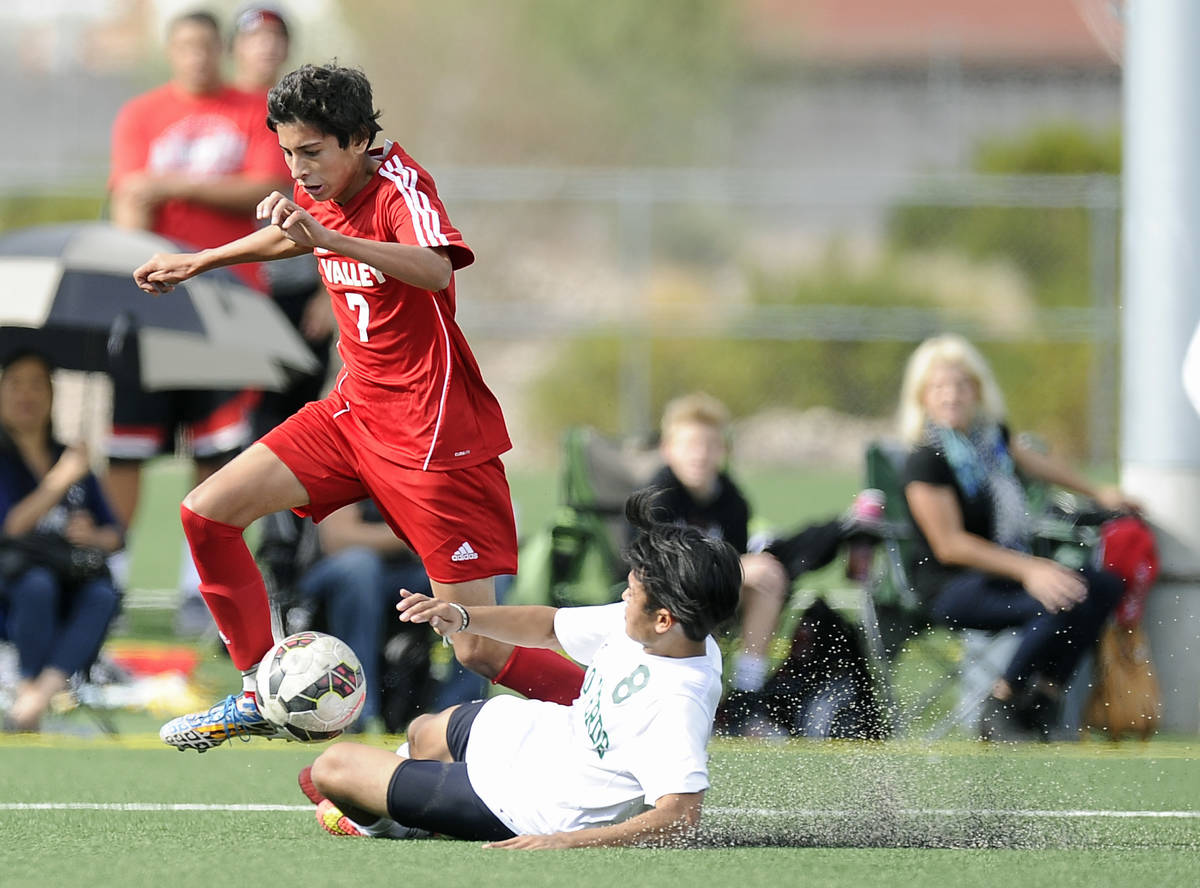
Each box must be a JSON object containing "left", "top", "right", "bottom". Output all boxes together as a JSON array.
[
  {"left": 759, "top": 597, "right": 888, "bottom": 740},
  {"left": 255, "top": 510, "right": 322, "bottom": 614},
  {"left": 379, "top": 623, "right": 435, "bottom": 733},
  {"left": 0, "top": 531, "right": 110, "bottom": 588}
]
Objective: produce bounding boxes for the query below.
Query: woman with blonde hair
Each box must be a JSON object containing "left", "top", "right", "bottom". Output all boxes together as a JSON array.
[{"left": 899, "top": 334, "right": 1137, "bottom": 740}]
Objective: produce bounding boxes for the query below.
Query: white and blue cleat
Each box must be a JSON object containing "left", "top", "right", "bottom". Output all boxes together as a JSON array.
[{"left": 159, "top": 693, "right": 283, "bottom": 752}]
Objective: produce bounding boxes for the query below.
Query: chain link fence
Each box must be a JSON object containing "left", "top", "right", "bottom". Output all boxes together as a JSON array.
[
  {"left": 434, "top": 168, "right": 1120, "bottom": 468},
  {"left": 15, "top": 168, "right": 1121, "bottom": 472}
]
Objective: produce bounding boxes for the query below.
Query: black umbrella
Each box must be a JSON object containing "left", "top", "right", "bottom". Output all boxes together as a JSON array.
[{"left": 0, "top": 222, "right": 319, "bottom": 390}]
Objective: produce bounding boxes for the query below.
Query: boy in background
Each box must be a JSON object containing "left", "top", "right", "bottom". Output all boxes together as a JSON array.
[{"left": 642, "top": 392, "right": 883, "bottom": 730}]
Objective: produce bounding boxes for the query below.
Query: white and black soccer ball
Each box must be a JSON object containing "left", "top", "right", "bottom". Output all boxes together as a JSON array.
[{"left": 255, "top": 631, "right": 366, "bottom": 741}]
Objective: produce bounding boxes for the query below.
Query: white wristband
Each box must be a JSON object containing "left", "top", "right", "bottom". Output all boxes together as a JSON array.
[{"left": 445, "top": 601, "right": 470, "bottom": 634}]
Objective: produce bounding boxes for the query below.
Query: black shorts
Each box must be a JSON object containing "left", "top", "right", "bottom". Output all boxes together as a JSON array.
[
  {"left": 108, "top": 382, "right": 259, "bottom": 462},
  {"left": 385, "top": 701, "right": 515, "bottom": 842}
]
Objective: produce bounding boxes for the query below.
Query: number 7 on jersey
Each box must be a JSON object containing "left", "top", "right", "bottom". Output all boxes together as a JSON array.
[{"left": 345, "top": 292, "right": 370, "bottom": 342}]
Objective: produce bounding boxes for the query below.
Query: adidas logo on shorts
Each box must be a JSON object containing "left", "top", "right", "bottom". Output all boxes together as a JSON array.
[{"left": 451, "top": 541, "right": 480, "bottom": 562}]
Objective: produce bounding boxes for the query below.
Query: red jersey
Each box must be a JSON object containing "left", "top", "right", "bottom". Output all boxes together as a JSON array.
[
  {"left": 110, "top": 83, "right": 288, "bottom": 290},
  {"left": 297, "top": 141, "right": 511, "bottom": 471}
]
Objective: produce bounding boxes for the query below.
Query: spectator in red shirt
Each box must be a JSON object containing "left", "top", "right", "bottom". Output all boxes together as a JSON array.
[
  {"left": 110, "top": 10, "right": 288, "bottom": 290},
  {"left": 229, "top": 4, "right": 291, "bottom": 97},
  {"left": 106, "top": 10, "right": 292, "bottom": 637},
  {"left": 228, "top": 4, "right": 336, "bottom": 441}
]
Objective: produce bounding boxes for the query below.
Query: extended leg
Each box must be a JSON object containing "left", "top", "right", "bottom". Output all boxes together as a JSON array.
[
  {"left": 311, "top": 741, "right": 403, "bottom": 825},
  {"left": 181, "top": 442, "right": 309, "bottom": 671},
  {"left": 159, "top": 444, "right": 311, "bottom": 751},
  {"left": 732, "top": 552, "right": 791, "bottom": 692}
]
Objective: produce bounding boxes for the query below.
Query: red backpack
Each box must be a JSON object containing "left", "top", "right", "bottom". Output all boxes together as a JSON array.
[{"left": 1097, "top": 516, "right": 1159, "bottom": 628}]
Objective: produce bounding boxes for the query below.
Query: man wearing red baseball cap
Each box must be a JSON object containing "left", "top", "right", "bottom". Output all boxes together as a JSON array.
[{"left": 231, "top": 4, "right": 292, "bottom": 95}]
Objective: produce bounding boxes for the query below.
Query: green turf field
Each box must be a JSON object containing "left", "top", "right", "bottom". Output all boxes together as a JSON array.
[
  {"left": 65, "top": 461, "right": 1188, "bottom": 887},
  {"left": 1, "top": 735, "right": 1196, "bottom": 888}
]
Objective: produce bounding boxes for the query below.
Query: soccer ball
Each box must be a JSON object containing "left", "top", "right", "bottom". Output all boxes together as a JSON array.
[{"left": 255, "top": 631, "right": 366, "bottom": 741}]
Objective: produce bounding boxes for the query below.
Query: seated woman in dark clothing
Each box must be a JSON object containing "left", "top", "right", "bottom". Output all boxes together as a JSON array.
[
  {"left": 0, "top": 351, "right": 123, "bottom": 732},
  {"left": 898, "top": 334, "right": 1138, "bottom": 740}
]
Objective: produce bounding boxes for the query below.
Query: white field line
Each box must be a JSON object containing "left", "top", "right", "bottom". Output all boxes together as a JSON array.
[
  {"left": 1, "top": 803, "right": 312, "bottom": 811},
  {"left": 1, "top": 803, "right": 1198, "bottom": 819},
  {"left": 708, "top": 806, "right": 1200, "bottom": 819}
]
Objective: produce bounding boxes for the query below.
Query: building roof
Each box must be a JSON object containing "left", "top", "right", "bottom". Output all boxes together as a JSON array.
[{"left": 742, "top": 0, "right": 1123, "bottom": 68}]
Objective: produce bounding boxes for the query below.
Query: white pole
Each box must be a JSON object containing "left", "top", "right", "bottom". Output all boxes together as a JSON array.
[{"left": 1122, "top": 0, "right": 1200, "bottom": 733}]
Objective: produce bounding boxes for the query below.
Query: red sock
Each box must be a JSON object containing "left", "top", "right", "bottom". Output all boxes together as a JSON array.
[
  {"left": 492, "top": 647, "right": 585, "bottom": 705},
  {"left": 180, "top": 505, "right": 275, "bottom": 672}
]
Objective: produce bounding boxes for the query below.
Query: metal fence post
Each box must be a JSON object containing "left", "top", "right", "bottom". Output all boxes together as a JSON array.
[
  {"left": 1088, "top": 195, "right": 1120, "bottom": 468},
  {"left": 617, "top": 182, "right": 654, "bottom": 436},
  {"left": 1122, "top": 0, "right": 1200, "bottom": 733}
]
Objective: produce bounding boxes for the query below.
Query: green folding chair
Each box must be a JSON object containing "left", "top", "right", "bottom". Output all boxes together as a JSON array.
[
  {"left": 857, "top": 440, "right": 959, "bottom": 735},
  {"left": 507, "top": 427, "right": 662, "bottom": 609},
  {"left": 859, "top": 437, "right": 1105, "bottom": 739}
]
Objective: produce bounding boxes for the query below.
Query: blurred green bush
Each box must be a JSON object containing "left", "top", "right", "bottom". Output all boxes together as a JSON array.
[
  {"left": 532, "top": 124, "right": 1117, "bottom": 461},
  {"left": 0, "top": 194, "right": 104, "bottom": 231},
  {"left": 888, "top": 123, "right": 1120, "bottom": 307}
]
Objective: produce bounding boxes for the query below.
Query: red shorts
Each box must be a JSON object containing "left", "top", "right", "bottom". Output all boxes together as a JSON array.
[{"left": 260, "top": 393, "right": 518, "bottom": 584}]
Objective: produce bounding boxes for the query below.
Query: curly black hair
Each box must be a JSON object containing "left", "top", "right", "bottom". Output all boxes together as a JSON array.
[
  {"left": 267, "top": 63, "right": 383, "bottom": 149},
  {"left": 623, "top": 489, "right": 742, "bottom": 642}
]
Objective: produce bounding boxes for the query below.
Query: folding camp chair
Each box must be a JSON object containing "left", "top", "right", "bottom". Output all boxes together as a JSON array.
[
  {"left": 858, "top": 438, "right": 1105, "bottom": 739},
  {"left": 507, "top": 426, "right": 663, "bottom": 609},
  {"left": 857, "top": 439, "right": 960, "bottom": 735}
]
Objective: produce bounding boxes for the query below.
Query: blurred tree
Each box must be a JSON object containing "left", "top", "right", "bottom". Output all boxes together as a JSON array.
[
  {"left": 340, "top": 0, "right": 744, "bottom": 164},
  {"left": 531, "top": 125, "right": 1119, "bottom": 459},
  {"left": 888, "top": 123, "right": 1120, "bottom": 307},
  {"left": 974, "top": 124, "right": 1120, "bottom": 175},
  {"left": 531, "top": 258, "right": 928, "bottom": 436}
]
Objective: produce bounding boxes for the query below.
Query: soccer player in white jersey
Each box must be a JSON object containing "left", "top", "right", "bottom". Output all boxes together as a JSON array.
[{"left": 298, "top": 490, "right": 742, "bottom": 848}]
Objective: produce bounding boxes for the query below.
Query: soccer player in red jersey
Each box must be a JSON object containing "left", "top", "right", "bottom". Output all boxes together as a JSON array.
[{"left": 137, "top": 63, "right": 585, "bottom": 750}]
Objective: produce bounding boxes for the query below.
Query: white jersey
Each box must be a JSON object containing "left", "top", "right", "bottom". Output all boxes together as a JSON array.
[{"left": 464, "top": 602, "right": 722, "bottom": 836}]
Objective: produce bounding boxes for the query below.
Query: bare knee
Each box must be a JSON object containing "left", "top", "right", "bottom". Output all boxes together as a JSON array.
[
  {"left": 181, "top": 444, "right": 307, "bottom": 527},
  {"left": 427, "top": 578, "right": 507, "bottom": 678},
  {"left": 406, "top": 713, "right": 436, "bottom": 758},
  {"left": 310, "top": 744, "right": 354, "bottom": 797},
  {"left": 181, "top": 475, "right": 238, "bottom": 526}
]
